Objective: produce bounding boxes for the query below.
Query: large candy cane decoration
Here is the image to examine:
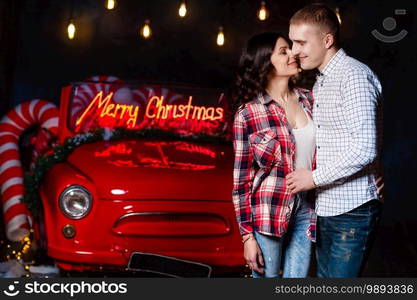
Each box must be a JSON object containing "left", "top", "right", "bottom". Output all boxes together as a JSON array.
[
  {"left": 132, "top": 85, "right": 185, "bottom": 106},
  {"left": 72, "top": 75, "right": 123, "bottom": 119},
  {"left": 0, "top": 100, "right": 59, "bottom": 241}
]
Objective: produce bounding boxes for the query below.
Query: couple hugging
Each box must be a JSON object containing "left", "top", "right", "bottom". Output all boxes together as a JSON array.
[{"left": 232, "top": 3, "right": 383, "bottom": 278}]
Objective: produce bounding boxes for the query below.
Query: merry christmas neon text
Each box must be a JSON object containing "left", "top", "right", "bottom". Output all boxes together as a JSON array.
[
  {"left": 75, "top": 92, "right": 225, "bottom": 129},
  {"left": 76, "top": 91, "right": 139, "bottom": 128}
]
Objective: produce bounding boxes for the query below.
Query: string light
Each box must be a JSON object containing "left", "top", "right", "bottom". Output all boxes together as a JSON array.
[
  {"left": 216, "top": 26, "right": 225, "bottom": 46},
  {"left": 67, "top": 20, "right": 76, "bottom": 40},
  {"left": 257, "top": 1, "right": 269, "bottom": 21},
  {"left": 105, "top": 0, "right": 116, "bottom": 10},
  {"left": 140, "top": 19, "right": 152, "bottom": 39},
  {"left": 1, "top": 233, "right": 35, "bottom": 277},
  {"left": 335, "top": 7, "right": 342, "bottom": 25},
  {"left": 178, "top": 1, "right": 187, "bottom": 18}
]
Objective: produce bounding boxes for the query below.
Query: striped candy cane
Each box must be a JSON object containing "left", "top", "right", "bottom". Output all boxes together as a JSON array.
[
  {"left": 132, "top": 85, "right": 185, "bottom": 106},
  {"left": 71, "top": 75, "right": 123, "bottom": 119},
  {"left": 0, "top": 100, "right": 59, "bottom": 241}
]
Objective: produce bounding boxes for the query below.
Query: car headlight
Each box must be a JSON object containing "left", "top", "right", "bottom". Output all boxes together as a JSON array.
[{"left": 59, "top": 185, "right": 92, "bottom": 219}]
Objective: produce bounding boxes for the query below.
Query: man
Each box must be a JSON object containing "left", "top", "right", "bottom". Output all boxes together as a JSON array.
[{"left": 286, "top": 4, "right": 383, "bottom": 277}]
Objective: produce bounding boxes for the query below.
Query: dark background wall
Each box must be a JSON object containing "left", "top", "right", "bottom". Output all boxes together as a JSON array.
[
  {"left": 6, "top": 0, "right": 311, "bottom": 100},
  {"left": 1, "top": 0, "right": 417, "bottom": 275}
]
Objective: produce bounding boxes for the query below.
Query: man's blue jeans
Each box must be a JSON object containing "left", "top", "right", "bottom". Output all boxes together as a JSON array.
[
  {"left": 316, "top": 200, "right": 382, "bottom": 277},
  {"left": 252, "top": 192, "right": 312, "bottom": 278}
]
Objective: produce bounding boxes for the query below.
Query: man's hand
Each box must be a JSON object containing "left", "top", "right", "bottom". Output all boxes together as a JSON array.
[{"left": 286, "top": 168, "right": 316, "bottom": 194}]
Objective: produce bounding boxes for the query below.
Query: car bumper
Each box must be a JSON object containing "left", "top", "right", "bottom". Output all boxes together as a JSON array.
[{"left": 44, "top": 199, "right": 244, "bottom": 272}]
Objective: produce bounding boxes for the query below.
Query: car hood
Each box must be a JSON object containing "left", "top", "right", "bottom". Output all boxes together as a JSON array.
[{"left": 66, "top": 139, "right": 233, "bottom": 201}]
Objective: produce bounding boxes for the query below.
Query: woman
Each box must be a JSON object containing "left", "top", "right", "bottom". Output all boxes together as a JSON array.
[{"left": 231, "top": 32, "right": 316, "bottom": 278}]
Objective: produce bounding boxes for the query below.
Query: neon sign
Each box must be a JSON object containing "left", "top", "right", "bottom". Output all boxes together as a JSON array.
[
  {"left": 76, "top": 91, "right": 139, "bottom": 128},
  {"left": 145, "top": 96, "right": 224, "bottom": 121},
  {"left": 75, "top": 91, "right": 225, "bottom": 130}
]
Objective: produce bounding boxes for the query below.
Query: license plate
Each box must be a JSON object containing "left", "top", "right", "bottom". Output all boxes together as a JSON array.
[{"left": 127, "top": 252, "right": 212, "bottom": 278}]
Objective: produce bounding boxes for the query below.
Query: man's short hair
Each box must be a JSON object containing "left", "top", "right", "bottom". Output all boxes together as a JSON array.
[{"left": 290, "top": 3, "right": 340, "bottom": 46}]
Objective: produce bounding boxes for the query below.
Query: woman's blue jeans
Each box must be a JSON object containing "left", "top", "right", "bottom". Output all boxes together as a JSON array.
[{"left": 252, "top": 192, "right": 312, "bottom": 278}]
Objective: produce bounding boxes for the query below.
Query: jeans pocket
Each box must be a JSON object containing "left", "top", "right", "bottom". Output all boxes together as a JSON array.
[{"left": 344, "top": 212, "right": 372, "bottom": 217}]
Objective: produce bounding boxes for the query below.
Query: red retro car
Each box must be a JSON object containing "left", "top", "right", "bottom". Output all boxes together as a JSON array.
[{"left": 37, "top": 81, "right": 245, "bottom": 276}]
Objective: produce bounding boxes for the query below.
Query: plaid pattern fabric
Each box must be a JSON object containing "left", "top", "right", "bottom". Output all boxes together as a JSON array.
[
  {"left": 312, "top": 48, "right": 383, "bottom": 217},
  {"left": 232, "top": 88, "right": 316, "bottom": 239}
]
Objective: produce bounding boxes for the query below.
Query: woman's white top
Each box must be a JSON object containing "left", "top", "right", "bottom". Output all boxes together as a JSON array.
[{"left": 292, "top": 103, "right": 316, "bottom": 170}]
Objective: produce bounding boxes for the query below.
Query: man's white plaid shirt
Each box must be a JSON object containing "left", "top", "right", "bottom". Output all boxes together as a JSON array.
[{"left": 312, "top": 48, "right": 383, "bottom": 217}]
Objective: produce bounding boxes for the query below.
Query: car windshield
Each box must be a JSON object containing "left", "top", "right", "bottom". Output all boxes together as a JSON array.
[{"left": 68, "top": 82, "right": 229, "bottom": 136}]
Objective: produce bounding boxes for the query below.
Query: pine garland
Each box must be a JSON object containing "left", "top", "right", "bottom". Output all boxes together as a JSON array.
[{"left": 22, "top": 128, "right": 231, "bottom": 217}]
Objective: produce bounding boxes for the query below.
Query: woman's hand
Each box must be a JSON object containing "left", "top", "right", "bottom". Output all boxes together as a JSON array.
[
  {"left": 243, "top": 234, "right": 264, "bottom": 274},
  {"left": 376, "top": 175, "right": 384, "bottom": 199}
]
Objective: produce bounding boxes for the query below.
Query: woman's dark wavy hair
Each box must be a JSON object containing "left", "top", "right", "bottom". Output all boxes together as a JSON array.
[{"left": 231, "top": 32, "right": 294, "bottom": 115}]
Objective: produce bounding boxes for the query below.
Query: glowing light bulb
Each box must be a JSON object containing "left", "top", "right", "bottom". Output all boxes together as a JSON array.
[
  {"left": 179, "top": 1, "right": 187, "bottom": 18},
  {"left": 335, "top": 7, "right": 342, "bottom": 25},
  {"left": 217, "top": 26, "right": 225, "bottom": 46},
  {"left": 257, "top": 1, "right": 269, "bottom": 21},
  {"left": 106, "top": 0, "right": 116, "bottom": 10},
  {"left": 140, "top": 20, "right": 152, "bottom": 39},
  {"left": 67, "top": 21, "right": 76, "bottom": 40}
]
